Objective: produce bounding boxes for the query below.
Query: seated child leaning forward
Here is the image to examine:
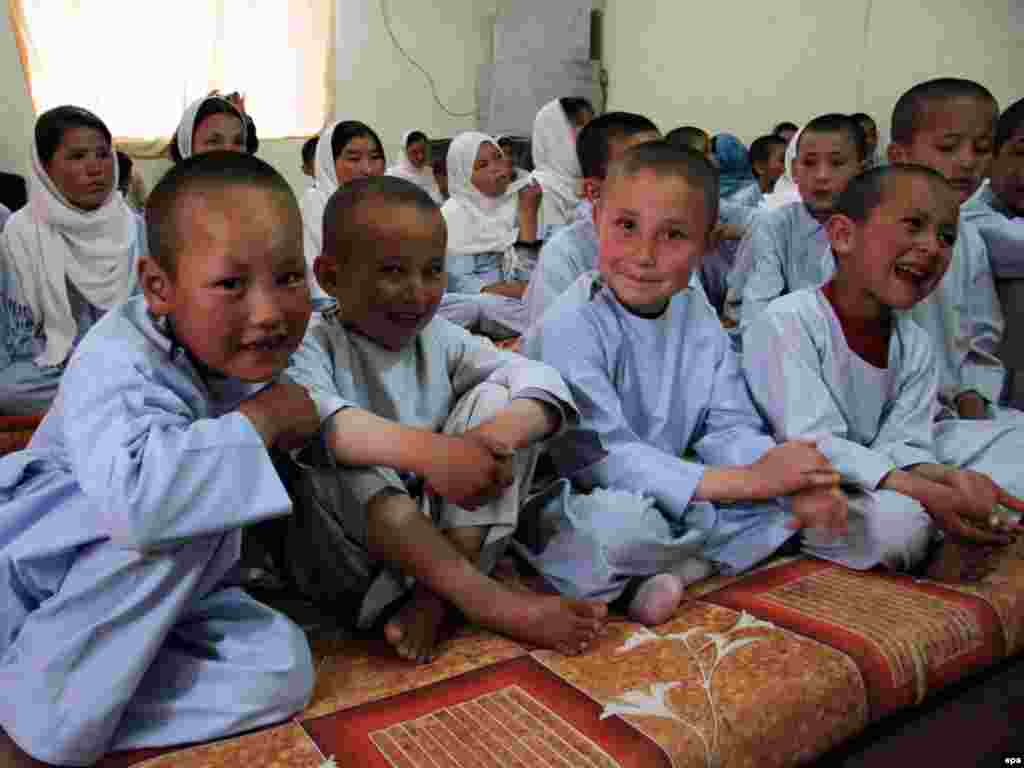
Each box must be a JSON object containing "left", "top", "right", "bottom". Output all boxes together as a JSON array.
[
  {"left": 285, "top": 176, "right": 606, "bottom": 664},
  {"left": 0, "top": 152, "right": 319, "bottom": 766},
  {"left": 743, "top": 165, "right": 1024, "bottom": 582},
  {"left": 520, "top": 142, "right": 847, "bottom": 627}
]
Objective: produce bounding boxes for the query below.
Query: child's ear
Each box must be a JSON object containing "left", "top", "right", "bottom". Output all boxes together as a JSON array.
[
  {"left": 887, "top": 143, "right": 908, "bottom": 164},
  {"left": 826, "top": 214, "right": 857, "bottom": 255},
  {"left": 138, "top": 256, "right": 175, "bottom": 316},
  {"left": 314, "top": 252, "right": 338, "bottom": 296}
]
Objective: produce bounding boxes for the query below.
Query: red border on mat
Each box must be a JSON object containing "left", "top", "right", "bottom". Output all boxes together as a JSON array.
[{"left": 301, "top": 655, "right": 671, "bottom": 767}]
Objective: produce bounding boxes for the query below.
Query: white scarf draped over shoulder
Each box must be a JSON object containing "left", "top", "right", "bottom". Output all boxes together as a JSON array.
[
  {"left": 760, "top": 125, "right": 805, "bottom": 210},
  {"left": 174, "top": 95, "right": 247, "bottom": 160},
  {"left": 531, "top": 99, "right": 582, "bottom": 230},
  {"left": 441, "top": 132, "right": 533, "bottom": 258},
  {"left": 4, "top": 139, "right": 138, "bottom": 366},
  {"left": 386, "top": 130, "right": 443, "bottom": 204}
]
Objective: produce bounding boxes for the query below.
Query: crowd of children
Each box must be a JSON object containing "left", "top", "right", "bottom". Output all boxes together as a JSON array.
[{"left": 0, "top": 75, "right": 1023, "bottom": 766}]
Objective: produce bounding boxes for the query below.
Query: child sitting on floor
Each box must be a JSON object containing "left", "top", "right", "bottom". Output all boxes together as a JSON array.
[
  {"left": 744, "top": 164, "right": 1023, "bottom": 580},
  {"left": 0, "top": 152, "right": 318, "bottom": 765},
  {"left": 519, "top": 142, "right": 846, "bottom": 626},
  {"left": 731, "top": 134, "right": 787, "bottom": 206},
  {"left": 524, "top": 111, "right": 660, "bottom": 328},
  {"left": 725, "top": 113, "right": 866, "bottom": 329},
  {"left": 285, "top": 175, "right": 605, "bottom": 664},
  {"left": 887, "top": 78, "right": 1004, "bottom": 420}
]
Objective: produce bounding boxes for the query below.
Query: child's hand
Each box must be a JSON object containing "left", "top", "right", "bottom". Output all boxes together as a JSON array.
[
  {"left": 955, "top": 392, "right": 988, "bottom": 420},
  {"left": 788, "top": 486, "right": 848, "bottom": 536},
  {"left": 749, "top": 440, "right": 840, "bottom": 497},
  {"left": 937, "top": 470, "right": 1024, "bottom": 542},
  {"left": 422, "top": 434, "right": 514, "bottom": 509},
  {"left": 518, "top": 181, "right": 543, "bottom": 211},
  {"left": 239, "top": 382, "right": 320, "bottom": 451}
]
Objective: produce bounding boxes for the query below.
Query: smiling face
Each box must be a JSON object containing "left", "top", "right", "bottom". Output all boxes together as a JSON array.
[
  {"left": 470, "top": 141, "right": 511, "bottom": 198},
  {"left": 888, "top": 95, "right": 997, "bottom": 204},
  {"left": 319, "top": 202, "right": 447, "bottom": 351},
  {"left": 142, "top": 185, "right": 311, "bottom": 382},
  {"left": 192, "top": 112, "right": 246, "bottom": 156},
  {"left": 794, "top": 130, "right": 863, "bottom": 219},
  {"left": 45, "top": 126, "right": 115, "bottom": 211},
  {"left": 595, "top": 169, "right": 713, "bottom": 315},
  {"left": 335, "top": 135, "right": 387, "bottom": 185},
  {"left": 829, "top": 173, "right": 959, "bottom": 313},
  {"left": 990, "top": 124, "right": 1024, "bottom": 217}
]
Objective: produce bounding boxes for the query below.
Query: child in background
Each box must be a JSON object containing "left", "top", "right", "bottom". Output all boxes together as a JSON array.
[
  {"left": 520, "top": 142, "right": 844, "bottom": 626},
  {"left": 300, "top": 120, "right": 386, "bottom": 302},
  {"left": 773, "top": 121, "right": 799, "bottom": 144},
  {"left": 0, "top": 152, "right": 317, "bottom": 765},
  {"left": 745, "top": 165, "right": 1023, "bottom": 580},
  {"left": 725, "top": 113, "right": 866, "bottom": 329},
  {"left": 286, "top": 176, "right": 605, "bottom": 663},
  {"left": 666, "top": 126, "right": 712, "bottom": 159},
  {"left": 524, "top": 112, "right": 659, "bottom": 328},
  {"left": 733, "top": 134, "right": 788, "bottom": 206},
  {"left": 438, "top": 132, "right": 541, "bottom": 336},
  {"left": 168, "top": 95, "right": 247, "bottom": 162},
  {"left": 713, "top": 134, "right": 755, "bottom": 199},
  {"left": 887, "top": 78, "right": 1004, "bottom": 420},
  {"left": 387, "top": 130, "right": 444, "bottom": 204},
  {"left": 532, "top": 97, "right": 595, "bottom": 236},
  {"left": 850, "top": 112, "right": 881, "bottom": 167},
  {"left": 301, "top": 136, "right": 318, "bottom": 182},
  {"left": 1, "top": 106, "right": 146, "bottom": 415},
  {"left": 963, "top": 97, "right": 1024, "bottom": 279},
  {"left": 115, "top": 150, "right": 147, "bottom": 211}
]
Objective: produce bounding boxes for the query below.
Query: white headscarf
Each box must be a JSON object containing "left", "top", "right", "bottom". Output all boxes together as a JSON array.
[
  {"left": 174, "top": 95, "right": 247, "bottom": 160},
  {"left": 760, "top": 125, "right": 805, "bottom": 210},
  {"left": 301, "top": 119, "right": 347, "bottom": 247},
  {"left": 4, "top": 119, "right": 137, "bottom": 366},
  {"left": 386, "top": 130, "right": 442, "bottom": 204},
  {"left": 441, "top": 132, "right": 532, "bottom": 257},
  {"left": 531, "top": 99, "right": 583, "bottom": 230}
]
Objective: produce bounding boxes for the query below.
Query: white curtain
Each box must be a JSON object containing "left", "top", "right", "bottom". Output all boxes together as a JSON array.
[{"left": 11, "top": 0, "right": 331, "bottom": 140}]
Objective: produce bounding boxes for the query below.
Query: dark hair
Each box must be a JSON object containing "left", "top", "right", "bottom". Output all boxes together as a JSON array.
[
  {"left": 607, "top": 140, "right": 720, "bottom": 227},
  {"left": 773, "top": 121, "right": 799, "bottom": 136},
  {"left": 834, "top": 163, "right": 951, "bottom": 223},
  {"left": 330, "top": 120, "right": 384, "bottom": 162},
  {"left": 406, "top": 130, "right": 428, "bottom": 147},
  {"left": 749, "top": 135, "right": 787, "bottom": 177},
  {"left": 116, "top": 151, "right": 133, "bottom": 188},
  {"left": 891, "top": 78, "right": 997, "bottom": 145},
  {"left": 665, "top": 126, "right": 709, "bottom": 152},
  {"left": 322, "top": 175, "right": 440, "bottom": 259},
  {"left": 168, "top": 97, "right": 246, "bottom": 163},
  {"left": 849, "top": 112, "right": 876, "bottom": 128},
  {"left": 996, "top": 97, "right": 1024, "bottom": 154},
  {"left": 146, "top": 151, "right": 297, "bottom": 273},
  {"left": 36, "top": 106, "right": 112, "bottom": 168},
  {"left": 797, "top": 113, "right": 868, "bottom": 160},
  {"left": 301, "top": 136, "right": 318, "bottom": 166},
  {"left": 559, "top": 97, "right": 594, "bottom": 126},
  {"left": 576, "top": 112, "right": 659, "bottom": 179}
]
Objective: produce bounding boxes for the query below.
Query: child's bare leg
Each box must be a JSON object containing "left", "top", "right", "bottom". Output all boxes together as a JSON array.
[
  {"left": 384, "top": 525, "right": 488, "bottom": 663},
  {"left": 367, "top": 493, "right": 606, "bottom": 656}
]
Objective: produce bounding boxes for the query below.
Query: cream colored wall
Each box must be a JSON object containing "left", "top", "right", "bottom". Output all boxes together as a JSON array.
[
  {"left": 603, "top": 0, "right": 1024, "bottom": 148},
  {"left": 0, "top": 1, "right": 498, "bottom": 200}
]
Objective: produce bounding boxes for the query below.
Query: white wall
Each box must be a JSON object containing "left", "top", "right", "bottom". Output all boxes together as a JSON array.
[
  {"left": 0, "top": 9, "right": 38, "bottom": 179},
  {"left": 603, "top": 0, "right": 1024, "bottom": 148}
]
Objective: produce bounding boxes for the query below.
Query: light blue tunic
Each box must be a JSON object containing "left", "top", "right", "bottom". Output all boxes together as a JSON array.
[
  {"left": 701, "top": 199, "right": 761, "bottom": 315},
  {"left": 725, "top": 202, "right": 834, "bottom": 329},
  {"left": 726, "top": 182, "right": 764, "bottom": 208},
  {"left": 963, "top": 181, "right": 1024, "bottom": 279},
  {"left": 523, "top": 201, "right": 598, "bottom": 330},
  {"left": 518, "top": 273, "right": 794, "bottom": 600},
  {"left": 0, "top": 295, "right": 313, "bottom": 766},
  {"left": 0, "top": 212, "right": 146, "bottom": 415}
]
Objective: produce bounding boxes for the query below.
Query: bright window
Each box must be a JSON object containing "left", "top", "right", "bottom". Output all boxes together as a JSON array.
[{"left": 10, "top": 0, "right": 331, "bottom": 140}]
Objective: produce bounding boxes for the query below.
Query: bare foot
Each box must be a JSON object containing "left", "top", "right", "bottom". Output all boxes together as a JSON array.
[
  {"left": 628, "top": 573, "right": 684, "bottom": 626},
  {"left": 482, "top": 591, "right": 607, "bottom": 655},
  {"left": 384, "top": 585, "right": 449, "bottom": 664},
  {"left": 927, "top": 539, "right": 1002, "bottom": 583}
]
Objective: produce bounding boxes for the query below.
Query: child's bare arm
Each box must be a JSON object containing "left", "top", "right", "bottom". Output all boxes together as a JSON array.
[
  {"left": 238, "top": 381, "right": 320, "bottom": 450},
  {"left": 466, "top": 398, "right": 562, "bottom": 451},
  {"left": 694, "top": 440, "right": 840, "bottom": 503},
  {"left": 517, "top": 181, "right": 542, "bottom": 243}
]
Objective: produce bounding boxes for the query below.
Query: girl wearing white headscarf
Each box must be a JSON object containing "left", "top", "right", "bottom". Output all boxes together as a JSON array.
[
  {"left": 759, "top": 125, "right": 805, "bottom": 210},
  {"left": 1, "top": 106, "right": 144, "bottom": 414},
  {"left": 299, "top": 120, "right": 386, "bottom": 302},
  {"left": 531, "top": 97, "right": 593, "bottom": 237},
  {"left": 438, "top": 132, "right": 540, "bottom": 336},
  {"left": 386, "top": 130, "right": 443, "bottom": 204},
  {"left": 169, "top": 95, "right": 247, "bottom": 162}
]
